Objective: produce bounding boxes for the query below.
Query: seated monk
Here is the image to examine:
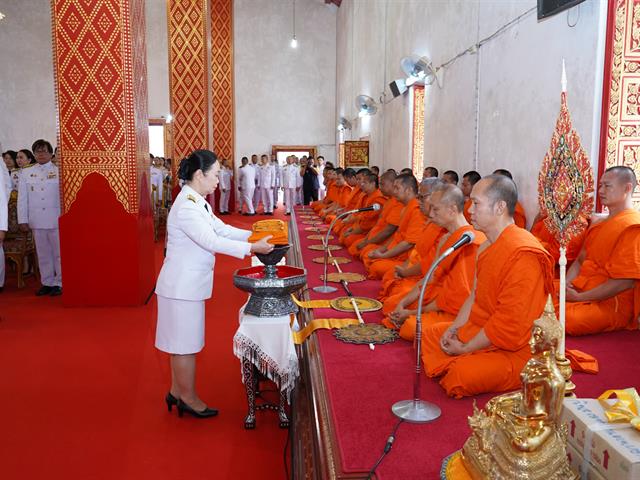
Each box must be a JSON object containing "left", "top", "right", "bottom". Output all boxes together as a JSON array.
[
  {"left": 333, "top": 168, "right": 368, "bottom": 234},
  {"left": 530, "top": 213, "right": 585, "bottom": 265},
  {"left": 311, "top": 167, "right": 337, "bottom": 213},
  {"left": 564, "top": 166, "right": 640, "bottom": 335},
  {"left": 348, "top": 171, "right": 403, "bottom": 259},
  {"left": 340, "top": 172, "right": 385, "bottom": 247},
  {"left": 363, "top": 174, "right": 425, "bottom": 279},
  {"left": 461, "top": 170, "right": 481, "bottom": 223},
  {"left": 378, "top": 178, "right": 445, "bottom": 301},
  {"left": 422, "top": 174, "right": 554, "bottom": 398},
  {"left": 493, "top": 169, "right": 527, "bottom": 228},
  {"left": 384, "top": 184, "right": 484, "bottom": 341},
  {"left": 320, "top": 168, "right": 352, "bottom": 220}
]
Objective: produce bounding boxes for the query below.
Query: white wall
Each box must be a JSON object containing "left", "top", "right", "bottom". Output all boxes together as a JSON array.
[
  {"left": 336, "top": 0, "right": 607, "bottom": 226},
  {"left": 146, "top": 0, "right": 170, "bottom": 120},
  {"left": 234, "top": 0, "right": 337, "bottom": 166}
]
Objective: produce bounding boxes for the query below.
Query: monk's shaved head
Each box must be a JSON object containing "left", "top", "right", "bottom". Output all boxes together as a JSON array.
[
  {"left": 482, "top": 174, "right": 518, "bottom": 216},
  {"left": 380, "top": 170, "right": 397, "bottom": 182},
  {"left": 605, "top": 166, "right": 637, "bottom": 189},
  {"left": 432, "top": 183, "right": 465, "bottom": 212},
  {"left": 395, "top": 173, "right": 418, "bottom": 194},
  {"left": 420, "top": 177, "right": 443, "bottom": 195},
  {"left": 493, "top": 168, "right": 513, "bottom": 180}
]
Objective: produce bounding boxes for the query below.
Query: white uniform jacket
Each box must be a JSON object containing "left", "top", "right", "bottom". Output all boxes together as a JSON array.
[
  {"left": 0, "top": 162, "right": 8, "bottom": 231},
  {"left": 17, "top": 162, "right": 61, "bottom": 229},
  {"left": 280, "top": 164, "right": 299, "bottom": 189},
  {"left": 219, "top": 168, "right": 232, "bottom": 190},
  {"left": 156, "top": 185, "right": 252, "bottom": 301},
  {"left": 259, "top": 164, "right": 276, "bottom": 189},
  {"left": 238, "top": 164, "right": 256, "bottom": 189}
]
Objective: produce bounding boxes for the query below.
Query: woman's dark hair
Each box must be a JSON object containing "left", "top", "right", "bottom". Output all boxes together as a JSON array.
[
  {"left": 177, "top": 149, "right": 218, "bottom": 181},
  {"left": 19, "top": 149, "right": 37, "bottom": 165},
  {"left": 3, "top": 150, "right": 18, "bottom": 168}
]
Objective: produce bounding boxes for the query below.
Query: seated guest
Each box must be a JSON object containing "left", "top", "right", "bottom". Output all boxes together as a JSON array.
[
  {"left": 442, "top": 170, "right": 459, "bottom": 185},
  {"left": 347, "top": 171, "right": 402, "bottom": 257},
  {"left": 461, "top": 170, "right": 481, "bottom": 222},
  {"left": 493, "top": 169, "right": 527, "bottom": 228},
  {"left": 340, "top": 172, "right": 385, "bottom": 246},
  {"left": 564, "top": 166, "right": 640, "bottom": 335},
  {"left": 422, "top": 174, "right": 554, "bottom": 398},
  {"left": 378, "top": 178, "right": 445, "bottom": 302},
  {"left": 384, "top": 184, "right": 483, "bottom": 341},
  {"left": 423, "top": 166, "right": 438, "bottom": 178},
  {"left": 363, "top": 174, "right": 424, "bottom": 279}
]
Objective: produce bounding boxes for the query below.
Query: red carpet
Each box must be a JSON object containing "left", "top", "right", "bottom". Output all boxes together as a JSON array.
[
  {"left": 294, "top": 206, "right": 640, "bottom": 479},
  {"left": 0, "top": 209, "right": 288, "bottom": 480}
]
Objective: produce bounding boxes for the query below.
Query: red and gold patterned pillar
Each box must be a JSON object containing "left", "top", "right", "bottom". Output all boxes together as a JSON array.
[
  {"left": 211, "top": 0, "right": 235, "bottom": 212},
  {"left": 599, "top": 0, "right": 640, "bottom": 208},
  {"left": 167, "top": 0, "right": 209, "bottom": 173},
  {"left": 51, "top": 0, "right": 155, "bottom": 306}
]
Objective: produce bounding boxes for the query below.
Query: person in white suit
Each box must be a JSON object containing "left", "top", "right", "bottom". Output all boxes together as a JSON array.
[
  {"left": 271, "top": 155, "right": 280, "bottom": 208},
  {"left": 237, "top": 156, "right": 256, "bottom": 215},
  {"left": 250, "top": 154, "right": 261, "bottom": 211},
  {"left": 296, "top": 156, "right": 304, "bottom": 205},
  {"left": 259, "top": 154, "right": 275, "bottom": 215},
  {"left": 218, "top": 159, "right": 232, "bottom": 214},
  {"left": 280, "top": 155, "right": 299, "bottom": 215},
  {"left": 155, "top": 149, "right": 273, "bottom": 418},
  {"left": 0, "top": 159, "right": 10, "bottom": 292},
  {"left": 18, "top": 139, "right": 62, "bottom": 296}
]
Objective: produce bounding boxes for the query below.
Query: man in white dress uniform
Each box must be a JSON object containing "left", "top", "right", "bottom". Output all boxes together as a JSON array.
[
  {"left": 259, "top": 154, "right": 275, "bottom": 215},
  {"left": 237, "top": 156, "right": 256, "bottom": 215},
  {"left": 271, "top": 155, "right": 280, "bottom": 209},
  {"left": 250, "top": 154, "right": 261, "bottom": 212},
  {"left": 0, "top": 160, "right": 10, "bottom": 292},
  {"left": 295, "top": 157, "right": 304, "bottom": 205},
  {"left": 218, "top": 159, "right": 233, "bottom": 214},
  {"left": 280, "top": 155, "right": 299, "bottom": 215},
  {"left": 18, "top": 139, "right": 62, "bottom": 296}
]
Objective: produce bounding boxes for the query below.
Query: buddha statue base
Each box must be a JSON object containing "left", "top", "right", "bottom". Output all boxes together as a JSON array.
[{"left": 555, "top": 355, "right": 576, "bottom": 397}]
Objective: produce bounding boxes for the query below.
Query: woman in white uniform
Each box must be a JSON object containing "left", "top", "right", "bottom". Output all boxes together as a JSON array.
[{"left": 155, "top": 150, "right": 273, "bottom": 418}]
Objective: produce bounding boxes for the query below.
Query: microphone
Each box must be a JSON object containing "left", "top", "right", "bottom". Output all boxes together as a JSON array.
[
  {"left": 441, "top": 231, "right": 475, "bottom": 257},
  {"left": 357, "top": 203, "right": 381, "bottom": 213}
]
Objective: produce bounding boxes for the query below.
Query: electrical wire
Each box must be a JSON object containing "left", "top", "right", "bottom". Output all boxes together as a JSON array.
[{"left": 366, "top": 418, "right": 404, "bottom": 480}]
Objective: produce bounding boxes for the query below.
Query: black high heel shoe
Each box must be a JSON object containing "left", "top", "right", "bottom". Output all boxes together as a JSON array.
[
  {"left": 176, "top": 399, "right": 218, "bottom": 418},
  {"left": 165, "top": 392, "right": 179, "bottom": 412}
]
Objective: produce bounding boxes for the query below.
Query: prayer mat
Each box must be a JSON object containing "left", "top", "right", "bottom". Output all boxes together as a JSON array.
[
  {"left": 307, "top": 234, "right": 333, "bottom": 240},
  {"left": 330, "top": 296, "right": 382, "bottom": 313},
  {"left": 320, "top": 272, "right": 365, "bottom": 283},
  {"left": 312, "top": 256, "right": 350, "bottom": 264},
  {"left": 308, "top": 244, "right": 342, "bottom": 251}
]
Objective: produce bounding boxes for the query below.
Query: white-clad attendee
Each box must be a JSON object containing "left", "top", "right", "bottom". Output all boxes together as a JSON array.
[
  {"left": 271, "top": 155, "right": 280, "bottom": 208},
  {"left": 280, "top": 155, "right": 299, "bottom": 215},
  {"left": 155, "top": 149, "right": 273, "bottom": 418},
  {"left": 237, "top": 156, "right": 256, "bottom": 215},
  {"left": 296, "top": 156, "right": 304, "bottom": 205},
  {"left": 150, "top": 156, "right": 164, "bottom": 205},
  {"left": 250, "top": 154, "right": 261, "bottom": 211},
  {"left": 316, "top": 156, "right": 326, "bottom": 200},
  {"left": 0, "top": 159, "right": 10, "bottom": 292},
  {"left": 218, "top": 159, "right": 233, "bottom": 214},
  {"left": 17, "top": 139, "right": 62, "bottom": 296},
  {"left": 258, "top": 154, "right": 275, "bottom": 215}
]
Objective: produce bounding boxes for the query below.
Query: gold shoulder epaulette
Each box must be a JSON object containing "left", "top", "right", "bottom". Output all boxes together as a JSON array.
[
  {"left": 22, "top": 163, "right": 36, "bottom": 169},
  {"left": 186, "top": 194, "right": 197, "bottom": 203}
]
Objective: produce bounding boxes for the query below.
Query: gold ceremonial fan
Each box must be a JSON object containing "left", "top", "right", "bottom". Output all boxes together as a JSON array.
[
  {"left": 309, "top": 244, "right": 342, "bottom": 251},
  {"left": 330, "top": 296, "right": 382, "bottom": 313},
  {"left": 307, "top": 234, "right": 334, "bottom": 240},
  {"left": 320, "top": 272, "right": 365, "bottom": 283},
  {"left": 312, "top": 256, "right": 350, "bottom": 264}
]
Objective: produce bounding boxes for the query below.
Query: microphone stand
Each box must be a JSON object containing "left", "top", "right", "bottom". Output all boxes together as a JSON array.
[
  {"left": 313, "top": 208, "right": 361, "bottom": 293},
  {"left": 391, "top": 251, "right": 449, "bottom": 423}
]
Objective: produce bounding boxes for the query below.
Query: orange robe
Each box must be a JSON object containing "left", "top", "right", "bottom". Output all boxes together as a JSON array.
[
  {"left": 340, "top": 189, "right": 386, "bottom": 247},
  {"left": 323, "top": 184, "right": 352, "bottom": 221},
  {"left": 350, "top": 197, "right": 404, "bottom": 259},
  {"left": 530, "top": 217, "right": 585, "bottom": 265},
  {"left": 382, "top": 226, "right": 482, "bottom": 340},
  {"left": 422, "top": 225, "right": 554, "bottom": 398},
  {"left": 364, "top": 198, "right": 425, "bottom": 279},
  {"left": 463, "top": 199, "right": 472, "bottom": 223},
  {"left": 334, "top": 186, "right": 365, "bottom": 234},
  {"left": 312, "top": 181, "right": 337, "bottom": 212},
  {"left": 565, "top": 209, "right": 640, "bottom": 335},
  {"left": 514, "top": 202, "right": 527, "bottom": 229}
]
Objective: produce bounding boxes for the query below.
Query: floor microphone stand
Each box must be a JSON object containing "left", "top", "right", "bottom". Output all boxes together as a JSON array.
[
  {"left": 313, "top": 209, "right": 351, "bottom": 293},
  {"left": 391, "top": 253, "right": 446, "bottom": 423}
]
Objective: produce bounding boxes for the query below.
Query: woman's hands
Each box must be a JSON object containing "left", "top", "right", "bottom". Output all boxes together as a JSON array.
[{"left": 251, "top": 235, "right": 275, "bottom": 254}]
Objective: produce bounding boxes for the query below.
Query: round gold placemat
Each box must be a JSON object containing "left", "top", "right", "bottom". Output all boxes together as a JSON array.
[
  {"left": 307, "top": 234, "right": 334, "bottom": 241},
  {"left": 330, "top": 296, "right": 383, "bottom": 313},
  {"left": 312, "top": 256, "right": 350, "bottom": 264},
  {"left": 334, "top": 323, "right": 398, "bottom": 345},
  {"left": 302, "top": 221, "right": 323, "bottom": 225},
  {"left": 320, "top": 272, "right": 365, "bottom": 283},
  {"left": 304, "top": 226, "right": 328, "bottom": 232},
  {"left": 309, "top": 244, "right": 342, "bottom": 251}
]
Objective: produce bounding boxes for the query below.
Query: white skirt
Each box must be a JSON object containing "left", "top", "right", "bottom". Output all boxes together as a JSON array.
[{"left": 155, "top": 295, "right": 205, "bottom": 354}]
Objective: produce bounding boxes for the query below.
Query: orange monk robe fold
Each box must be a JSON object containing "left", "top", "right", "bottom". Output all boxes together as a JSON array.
[
  {"left": 323, "top": 184, "right": 352, "bottom": 222},
  {"left": 530, "top": 217, "right": 585, "bottom": 265},
  {"left": 422, "top": 225, "right": 554, "bottom": 398},
  {"left": 514, "top": 202, "right": 527, "bottom": 229},
  {"left": 312, "top": 180, "right": 337, "bottom": 212},
  {"left": 565, "top": 209, "right": 640, "bottom": 336},
  {"left": 340, "top": 190, "right": 386, "bottom": 247},
  {"left": 378, "top": 222, "right": 445, "bottom": 300},
  {"left": 333, "top": 186, "right": 366, "bottom": 235},
  {"left": 463, "top": 199, "right": 472, "bottom": 223},
  {"left": 383, "top": 226, "right": 483, "bottom": 341},
  {"left": 364, "top": 198, "right": 425, "bottom": 279},
  {"left": 351, "top": 197, "right": 404, "bottom": 259}
]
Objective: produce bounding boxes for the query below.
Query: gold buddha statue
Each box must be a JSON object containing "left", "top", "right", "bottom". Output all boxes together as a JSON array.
[{"left": 460, "top": 296, "right": 576, "bottom": 479}]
